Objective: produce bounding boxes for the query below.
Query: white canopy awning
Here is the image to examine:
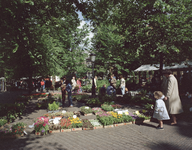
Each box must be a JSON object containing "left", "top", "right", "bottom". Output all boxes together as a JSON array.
[{"left": 134, "top": 61, "right": 192, "bottom": 72}]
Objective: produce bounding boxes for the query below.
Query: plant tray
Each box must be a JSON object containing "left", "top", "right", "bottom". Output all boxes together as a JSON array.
[
  {"left": 60, "top": 129, "right": 71, "bottom": 132},
  {"left": 71, "top": 128, "right": 82, "bottom": 132},
  {"left": 113, "top": 123, "right": 127, "bottom": 127},
  {"left": 93, "top": 126, "right": 103, "bottom": 129},
  {"left": 49, "top": 130, "right": 60, "bottom": 134},
  {"left": 104, "top": 125, "right": 114, "bottom": 128},
  {"left": 83, "top": 113, "right": 93, "bottom": 116},
  {"left": 47, "top": 110, "right": 60, "bottom": 113},
  {"left": 143, "top": 119, "right": 150, "bottom": 123},
  {"left": 82, "top": 127, "right": 93, "bottom": 130},
  {"left": 35, "top": 132, "right": 41, "bottom": 135}
]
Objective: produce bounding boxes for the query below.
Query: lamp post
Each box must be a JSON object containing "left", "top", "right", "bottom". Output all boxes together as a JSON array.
[{"left": 90, "top": 53, "right": 96, "bottom": 96}]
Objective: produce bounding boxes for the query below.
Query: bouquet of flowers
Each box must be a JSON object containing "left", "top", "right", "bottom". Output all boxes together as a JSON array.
[{"left": 34, "top": 116, "right": 49, "bottom": 134}]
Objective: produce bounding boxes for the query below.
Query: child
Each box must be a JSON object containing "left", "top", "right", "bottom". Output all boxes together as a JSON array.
[{"left": 153, "top": 91, "right": 170, "bottom": 130}]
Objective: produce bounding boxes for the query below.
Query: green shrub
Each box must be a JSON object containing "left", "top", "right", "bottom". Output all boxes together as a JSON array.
[
  {"left": 48, "top": 101, "right": 59, "bottom": 111},
  {"left": 0, "top": 118, "right": 7, "bottom": 127}
]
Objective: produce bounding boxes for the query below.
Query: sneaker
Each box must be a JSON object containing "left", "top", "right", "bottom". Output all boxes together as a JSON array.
[
  {"left": 69, "top": 105, "right": 73, "bottom": 108},
  {"left": 156, "top": 126, "right": 164, "bottom": 130}
]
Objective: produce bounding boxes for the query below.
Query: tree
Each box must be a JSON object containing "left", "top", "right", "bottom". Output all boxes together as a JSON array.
[{"left": 79, "top": 0, "right": 192, "bottom": 77}]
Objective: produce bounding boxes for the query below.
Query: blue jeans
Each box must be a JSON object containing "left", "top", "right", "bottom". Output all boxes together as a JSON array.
[
  {"left": 68, "top": 92, "right": 73, "bottom": 106},
  {"left": 121, "top": 86, "right": 125, "bottom": 95}
]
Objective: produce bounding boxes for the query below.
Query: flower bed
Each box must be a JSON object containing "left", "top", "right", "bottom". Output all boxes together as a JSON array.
[
  {"left": 92, "top": 107, "right": 104, "bottom": 115},
  {"left": 0, "top": 122, "right": 26, "bottom": 139},
  {"left": 89, "top": 119, "right": 103, "bottom": 129},
  {"left": 69, "top": 117, "right": 83, "bottom": 129}
]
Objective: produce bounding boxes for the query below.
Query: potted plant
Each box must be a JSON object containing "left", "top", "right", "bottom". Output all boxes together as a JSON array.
[
  {"left": 60, "top": 118, "right": 72, "bottom": 132},
  {"left": 48, "top": 123, "right": 61, "bottom": 133},
  {"left": 47, "top": 101, "right": 60, "bottom": 113},
  {"left": 34, "top": 116, "right": 49, "bottom": 135},
  {"left": 11, "top": 122, "right": 26, "bottom": 137},
  {"left": 89, "top": 119, "right": 103, "bottom": 129},
  {"left": 63, "top": 112, "right": 74, "bottom": 118},
  {"left": 69, "top": 117, "right": 83, "bottom": 131},
  {"left": 80, "top": 106, "right": 93, "bottom": 116},
  {"left": 96, "top": 112, "right": 114, "bottom": 128},
  {"left": 101, "top": 104, "right": 114, "bottom": 111},
  {"left": 92, "top": 107, "right": 104, "bottom": 115},
  {"left": 82, "top": 119, "right": 94, "bottom": 130}
]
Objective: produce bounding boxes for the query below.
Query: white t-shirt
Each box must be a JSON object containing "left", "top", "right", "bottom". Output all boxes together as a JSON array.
[{"left": 120, "top": 78, "right": 125, "bottom": 87}]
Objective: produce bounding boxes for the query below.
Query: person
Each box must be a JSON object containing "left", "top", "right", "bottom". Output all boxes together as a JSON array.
[
  {"left": 125, "top": 88, "right": 129, "bottom": 94},
  {"left": 163, "top": 69, "right": 183, "bottom": 125},
  {"left": 100, "top": 84, "right": 106, "bottom": 95},
  {"left": 40, "top": 79, "right": 45, "bottom": 92},
  {"left": 71, "top": 76, "right": 76, "bottom": 91},
  {"left": 107, "top": 83, "right": 115, "bottom": 96},
  {"left": 66, "top": 79, "right": 73, "bottom": 107},
  {"left": 153, "top": 91, "right": 170, "bottom": 130},
  {"left": 60, "top": 79, "right": 66, "bottom": 107},
  {"left": 110, "top": 75, "right": 117, "bottom": 89},
  {"left": 120, "top": 75, "right": 125, "bottom": 95},
  {"left": 76, "top": 78, "right": 82, "bottom": 93}
]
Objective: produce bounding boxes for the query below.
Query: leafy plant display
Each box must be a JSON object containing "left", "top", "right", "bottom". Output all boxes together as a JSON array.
[
  {"left": 0, "top": 122, "right": 26, "bottom": 137},
  {"left": 11, "top": 122, "right": 26, "bottom": 135},
  {"left": 89, "top": 119, "right": 102, "bottom": 127},
  {"left": 82, "top": 119, "right": 93, "bottom": 129},
  {"left": 34, "top": 116, "right": 49, "bottom": 133},
  {"left": 0, "top": 118, "right": 7, "bottom": 127},
  {"left": 86, "top": 98, "right": 101, "bottom": 106},
  {"left": 121, "top": 114, "right": 134, "bottom": 123},
  {"left": 48, "top": 101, "right": 59, "bottom": 111},
  {"left": 0, "top": 102, "right": 25, "bottom": 123},
  {"left": 134, "top": 111, "right": 151, "bottom": 120},
  {"left": 96, "top": 115, "right": 114, "bottom": 126},
  {"left": 92, "top": 107, "right": 104, "bottom": 114},
  {"left": 69, "top": 117, "right": 82, "bottom": 128},
  {"left": 101, "top": 104, "right": 114, "bottom": 111},
  {"left": 109, "top": 112, "right": 124, "bottom": 124},
  {"left": 63, "top": 112, "right": 74, "bottom": 118},
  {"left": 60, "top": 118, "right": 72, "bottom": 129},
  {"left": 80, "top": 106, "right": 93, "bottom": 114},
  {"left": 111, "top": 104, "right": 122, "bottom": 109}
]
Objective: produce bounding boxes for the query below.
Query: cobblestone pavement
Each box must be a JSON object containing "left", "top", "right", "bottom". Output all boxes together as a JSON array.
[{"left": 0, "top": 91, "right": 192, "bottom": 150}]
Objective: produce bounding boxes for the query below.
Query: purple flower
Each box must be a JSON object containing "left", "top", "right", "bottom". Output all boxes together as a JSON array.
[{"left": 41, "top": 129, "right": 45, "bottom": 133}]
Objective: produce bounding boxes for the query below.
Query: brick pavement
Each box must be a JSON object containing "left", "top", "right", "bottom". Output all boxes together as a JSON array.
[{"left": 0, "top": 91, "right": 192, "bottom": 150}]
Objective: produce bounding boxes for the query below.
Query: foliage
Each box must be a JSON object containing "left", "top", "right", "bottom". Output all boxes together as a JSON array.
[
  {"left": 48, "top": 101, "right": 59, "bottom": 111},
  {"left": 89, "top": 119, "right": 102, "bottom": 127},
  {"left": 80, "top": 106, "right": 93, "bottom": 114},
  {"left": 86, "top": 98, "right": 101, "bottom": 106},
  {"left": 0, "top": 102, "right": 25, "bottom": 122},
  {"left": 69, "top": 117, "right": 83, "bottom": 128},
  {"left": 96, "top": 115, "right": 114, "bottom": 126},
  {"left": 109, "top": 112, "right": 123, "bottom": 124},
  {"left": 101, "top": 104, "right": 114, "bottom": 111},
  {"left": 134, "top": 111, "right": 151, "bottom": 120},
  {"left": 60, "top": 118, "right": 72, "bottom": 129},
  {"left": 0, "top": 118, "right": 8, "bottom": 127},
  {"left": 82, "top": 119, "right": 93, "bottom": 128},
  {"left": 92, "top": 107, "right": 104, "bottom": 114},
  {"left": 34, "top": 116, "right": 49, "bottom": 133},
  {"left": 12, "top": 122, "right": 26, "bottom": 135},
  {"left": 111, "top": 104, "right": 122, "bottom": 109},
  {"left": 62, "top": 112, "right": 74, "bottom": 118}
]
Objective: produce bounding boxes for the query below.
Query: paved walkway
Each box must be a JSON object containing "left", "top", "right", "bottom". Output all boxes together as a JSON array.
[{"left": 0, "top": 91, "right": 192, "bottom": 150}]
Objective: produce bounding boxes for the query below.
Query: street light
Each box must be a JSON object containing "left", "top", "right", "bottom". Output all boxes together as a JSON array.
[{"left": 90, "top": 53, "right": 96, "bottom": 96}]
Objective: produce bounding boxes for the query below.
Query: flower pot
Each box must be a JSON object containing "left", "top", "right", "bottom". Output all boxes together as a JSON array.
[
  {"left": 103, "top": 125, "right": 114, "bottom": 128},
  {"left": 71, "top": 128, "right": 82, "bottom": 132},
  {"left": 60, "top": 129, "right": 71, "bottom": 132},
  {"left": 35, "top": 132, "right": 41, "bottom": 135},
  {"left": 93, "top": 126, "right": 103, "bottom": 130}
]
